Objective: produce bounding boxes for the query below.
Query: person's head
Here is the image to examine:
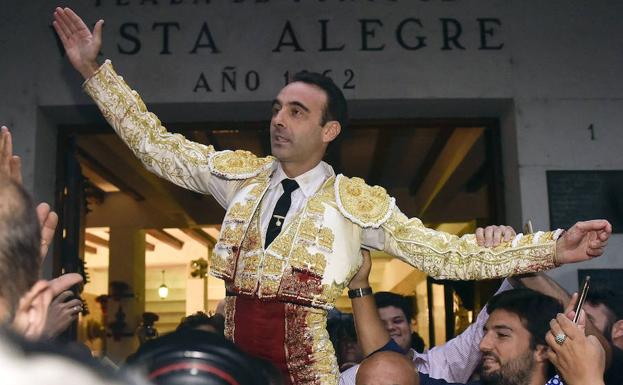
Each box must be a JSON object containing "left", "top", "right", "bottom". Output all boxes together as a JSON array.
[
  {"left": 374, "top": 292, "right": 414, "bottom": 352},
  {"left": 270, "top": 71, "right": 347, "bottom": 175},
  {"left": 0, "top": 177, "right": 50, "bottom": 338},
  {"left": 356, "top": 351, "right": 418, "bottom": 385},
  {"left": 176, "top": 311, "right": 225, "bottom": 335},
  {"left": 585, "top": 288, "right": 623, "bottom": 349},
  {"left": 479, "top": 289, "right": 563, "bottom": 385}
]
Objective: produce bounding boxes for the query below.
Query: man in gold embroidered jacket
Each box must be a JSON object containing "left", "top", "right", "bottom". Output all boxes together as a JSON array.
[{"left": 52, "top": 8, "right": 612, "bottom": 385}]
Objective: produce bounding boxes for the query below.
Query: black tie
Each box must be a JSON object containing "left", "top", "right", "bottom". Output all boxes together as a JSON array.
[{"left": 265, "top": 179, "right": 299, "bottom": 248}]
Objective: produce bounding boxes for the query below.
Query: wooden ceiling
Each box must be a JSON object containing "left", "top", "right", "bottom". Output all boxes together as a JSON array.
[{"left": 78, "top": 120, "right": 498, "bottom": 230}]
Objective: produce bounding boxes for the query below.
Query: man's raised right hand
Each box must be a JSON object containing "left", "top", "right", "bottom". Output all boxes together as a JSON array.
[{"left": 52, "top": 7, "right": 103, "bottom": 79}]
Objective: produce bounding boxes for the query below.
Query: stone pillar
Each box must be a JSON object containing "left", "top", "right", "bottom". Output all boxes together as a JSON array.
[{"left": 106, "top": 227, "right": 145, "bottom": 364}]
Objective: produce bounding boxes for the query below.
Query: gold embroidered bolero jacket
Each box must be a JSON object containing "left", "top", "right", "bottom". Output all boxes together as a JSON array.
[{"left": 84, "top": 60, "right": 562, "bottom": 310}]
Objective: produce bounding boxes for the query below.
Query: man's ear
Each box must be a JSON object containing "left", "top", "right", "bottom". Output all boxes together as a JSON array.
[
  {"left": 12, "top": 280, "right": 53, "bottom": 340},
  {"left": 534, "top": 344, "right": 550, "bottom": 363},
  {"left": 322, "top": 121, "right": 341, "bottom": 143},
  {"left": 612, "top": 319, "right": 623, "bottom": 343}
]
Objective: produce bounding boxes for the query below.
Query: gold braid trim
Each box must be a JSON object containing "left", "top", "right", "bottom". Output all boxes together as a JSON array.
[
  {"left": 208, "top": 150, "right": 276, "bottom": 180},
  {"left": 334, "top": 174, "right": 395, "bottom": 228}
]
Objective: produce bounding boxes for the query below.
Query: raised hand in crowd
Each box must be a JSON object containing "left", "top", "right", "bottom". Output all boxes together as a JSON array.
[
  {"left": 42, "top": 285, "right": 84, "bottom": 340},
  {"left": 1, "top": 126, "right": 59, "bottom": 261},
  {"left": 1, "top": 125, "right": 83, "bottom": 339},
  {"left": 0, "top": 126, "right": 22, "bottom": 183},
  {"left": 52, "top": 7, "right": 104, "bottom": 79},
  {"left": 546, "top": 300, "right": 606, "bottom": 385}
]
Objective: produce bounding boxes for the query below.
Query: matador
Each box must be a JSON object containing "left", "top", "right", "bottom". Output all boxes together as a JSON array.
[{"left": 53, "top": 7, "right": 611, "bottom": 385}]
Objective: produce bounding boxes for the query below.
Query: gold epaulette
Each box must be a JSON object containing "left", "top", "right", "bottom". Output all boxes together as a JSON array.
[
  {"left": 208, "top": 150, "right": 275, "bottom": 180},
  {"left": 334, "top": 174, "right": 395, "bottom": 228}
]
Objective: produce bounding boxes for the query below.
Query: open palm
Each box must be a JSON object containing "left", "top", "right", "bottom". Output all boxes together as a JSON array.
[{"left": 52, "top": 7, "right": 103, "bottom": 79}]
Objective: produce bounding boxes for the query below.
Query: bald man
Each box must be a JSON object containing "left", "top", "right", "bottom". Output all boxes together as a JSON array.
[{"left": 356, "top": 351, "right": 418, "bottom": 385}]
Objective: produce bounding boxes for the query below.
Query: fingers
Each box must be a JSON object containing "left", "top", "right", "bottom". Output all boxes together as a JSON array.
[
  {"left": 549, "top": 317, "right": 565, "bottom": 340},
  {"left": 0, "top": 126, "right": 11, "bottom": 175},
  {"left": 36, "top": 202, "right": 51, "bottom": 227},
  {"left": 492, "top": 226, "right": 502, "bottom": 246},
  {"left": 476, "top": 227, "right": 485, "bottom": 246},
  {"left": 575, "top": 220, "right": 612, "bottom": 234},
  {"left": 36, "top": 202, "right": 59, "bottom": 260},
  {"left": 502, "top": 226, "right": 516, "bottom": 242},
  {"left": 53, "top": 9, "right": 74, "bottom": 39},
  {"left": 57, "top": 8, "right": 78, "bottom": 35},
  {"left": 484, "top": 226, "right": 493, "bottom": 247},
  {"left": 65, "top": 8, "right": 90, "bottom": 34},
  {"left": 52, "top": 290, "right": 74, "bottom": 305},
  {"left": 9, "top": 155, "right": 21, "bottom": 184},
  {"left": 93, "top": 19, "right": 104, "bottom": 46},
  {"left": 49, "top": 273, "right": 83, "bottom": 297},
  {"left": 556, "top": 313, "right": 583, "bottom": 339},
  {"left": 477, "top": 226, "right": 516, "bottom": 247},
  {"left": 52, "top": 20, "right": 69, "bottom": 45},
  {"left": 564, "top": 292, "right": 578, "bottom": 318}
]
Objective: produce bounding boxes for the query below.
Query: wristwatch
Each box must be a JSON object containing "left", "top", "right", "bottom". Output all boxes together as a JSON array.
[{"left": 348, "top": 287, "right": 373, "bottom": 298}]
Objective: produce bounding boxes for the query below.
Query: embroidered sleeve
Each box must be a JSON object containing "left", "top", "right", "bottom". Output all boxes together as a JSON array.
[
  {"left": 381, "top": 207, "right": 562, "bottom": 280},
  {"left": 83, "top": 60, "right": 272, "bottom": 206}
]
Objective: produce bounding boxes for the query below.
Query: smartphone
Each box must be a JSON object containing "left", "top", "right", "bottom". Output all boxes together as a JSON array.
[{"left": 573, "top": 276, "right": 591, "bottom": 324}]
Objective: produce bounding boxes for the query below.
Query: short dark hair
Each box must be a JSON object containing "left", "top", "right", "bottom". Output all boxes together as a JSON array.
[
  {"left": 291, "top": 71, "right": 348, "bottom": 130},
  {"left": 487, "top": 288, "right": 563, "bottom": 349},
  {"left": 374, "top": 292, "right": 415, "bottom": 321},
  {"left": 177, "top": 311, "right": 225, "bottom": 335},
  {"left": 0, "top": 178, "right": 40, "bottom": 318},
  {"left": 587, "top": 288, "right": 623, "bottom": 339},
  {"left": 587, "top": 288, "right": 623, "bottom": 320}
]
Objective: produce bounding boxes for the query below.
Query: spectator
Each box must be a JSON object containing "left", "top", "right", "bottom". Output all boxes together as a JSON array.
[
  {"left": 356, "top": 351, "right": 418, "bottom": 385},
  {"left": 177, "top": 311, "right": 225, "bottom": 335}
]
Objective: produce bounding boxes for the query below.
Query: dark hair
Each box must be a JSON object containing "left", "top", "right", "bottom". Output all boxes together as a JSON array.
[
  {"left": 0, "top": 178, "right": 40, "bottom": 318},
  {"left": 374, "top": 292, "right": 415, "bottom": 321},
  {"left": 587, "top": 288, "right": 623, "bottom": 320},
  {"left": 290, "top": 71, "right": 348, "bottom": 130},
  {"left": 587, "top": 288, "right": 623, "bottom": 339},
  {"left": 177, "top": 311, "right": 225, "bottom": 335},
  {"left": 487, "top": 288, "right": 563, "bottom": 349},
  {"left": 290, "top": 71, "right": 349, "bottom": 158}
]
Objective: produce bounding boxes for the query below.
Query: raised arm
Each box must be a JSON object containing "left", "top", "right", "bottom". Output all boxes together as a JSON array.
[
  {"left": 511, "top": 272, "right": 613, "bottom": 367},
  {"left": 375, "top": 205, "right": 611, "bottom": 280},
  {"left": 52, "top": 8, "right": 267, "bottom": 205},
  {"left": 348, "top": 249, "right": 390, "bottom": 356}
]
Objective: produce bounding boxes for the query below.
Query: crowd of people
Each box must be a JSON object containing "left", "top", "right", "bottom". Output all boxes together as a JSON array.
[{"left": 0, "top": 5, "right": 619, "bottom": 385}]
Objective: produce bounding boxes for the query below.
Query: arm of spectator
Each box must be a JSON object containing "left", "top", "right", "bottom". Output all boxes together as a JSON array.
[
  {"left": 512, "top": 273, "right": 612, "bottom": 367},
  {"left": 348, "top": 249, "right": 391, "bottom": 356},
  {"left": 546, "top": 312, "right": 606, "bottom": 385}
]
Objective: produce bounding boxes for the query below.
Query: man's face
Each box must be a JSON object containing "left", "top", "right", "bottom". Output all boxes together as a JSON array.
[
  {"left": 270, "top": 81, "right": 329, "bottom": 166},
  {"left": 584, "top": 302, "right": 613, "bottom": 340},
  {"left": 479, "top": 309, "right": 536, "bottom": 385},
  {"left": 378, "top": 306, "right": 412, "bottom": 351}
]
